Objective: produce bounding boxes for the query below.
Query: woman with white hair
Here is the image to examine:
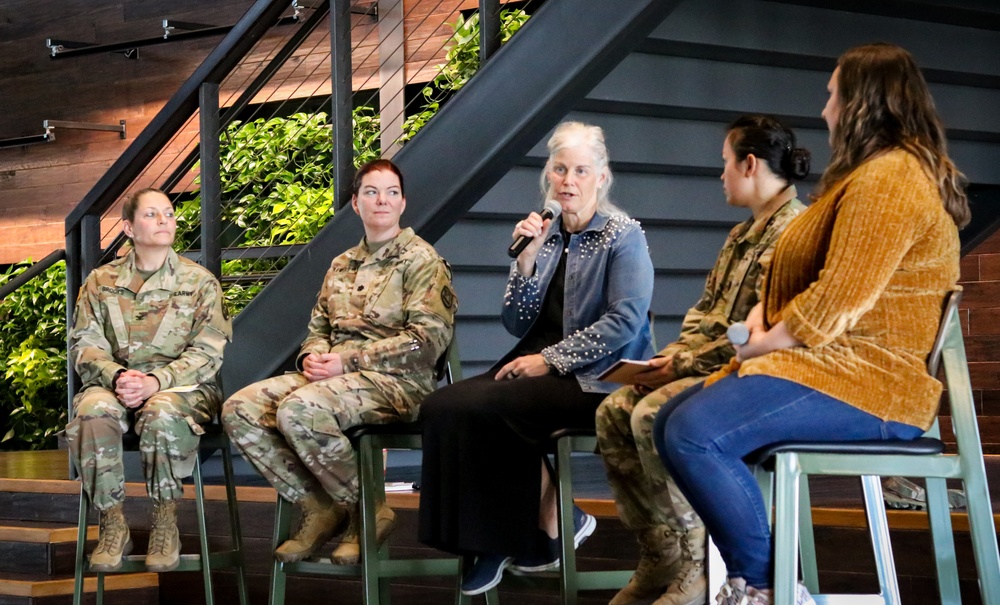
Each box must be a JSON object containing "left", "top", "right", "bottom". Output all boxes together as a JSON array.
[{"left": 418, "top": 121, "right": 655, "bottom": 595}]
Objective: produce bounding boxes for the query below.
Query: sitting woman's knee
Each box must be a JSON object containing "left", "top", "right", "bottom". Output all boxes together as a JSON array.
[{"left": 275, "top": 397, "right": 314, "bottom": 435}]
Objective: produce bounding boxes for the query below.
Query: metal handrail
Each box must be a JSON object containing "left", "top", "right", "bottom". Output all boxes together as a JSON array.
[{"left": 0, "top": 249, "right": 66, "bottom": 301}]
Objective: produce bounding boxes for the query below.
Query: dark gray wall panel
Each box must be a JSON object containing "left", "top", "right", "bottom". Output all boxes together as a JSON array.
[
  {"left": 647, "top": 225, "right": 728, "bottom": 272},
  {"left": 472, "top": 168, "right": 757, "bottom": 224},
  {"left": 652, "top": 0, "right": 1000, "bottom": 76},
  {"left": 436, "top": 222, "right": 528, "bottom": 268},
  {"left": 653, "top": 273, "right": 708, "bottom": 317},
  {"left": 949, "top": 140, "right": 1000, "bottom": 184},
  {"left": 591, "top": 53, "right": 831, "bottom": 116},
  {"left": 526, "top": 112, "right": 834, "bottom": 173},
  {"left": 613, "top": 174, "right": 768, "bottom": 223},
  {"left": 452, "top": 271, "right": 708, "bottom": 320},
  {"left": 452, "top": 271, "right": 511, "bottom": 317},
  {"left": 456, "top": 320, "right": 518, "bottom": 363},
  {"left": 440, "top": 220, "right": 730, "bottom": 273},
  {"left": 593, "top": 53, "right": 1000, "bottom": 139},
  {"left": 456, "top": 315, "right": 686, "bottom": 368},
  {"left": 471, "top": 167, "right": 547, "bottom": 215}
]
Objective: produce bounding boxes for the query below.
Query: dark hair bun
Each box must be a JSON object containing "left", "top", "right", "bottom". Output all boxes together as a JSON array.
[{"left": 782, "top": 147, "right": 812, "bottom": 181}]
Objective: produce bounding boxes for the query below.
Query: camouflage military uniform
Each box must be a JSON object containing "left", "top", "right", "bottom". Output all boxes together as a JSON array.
[
  {"left": 596, "top": 197, "right": 805, "bottom": 532},
  {"left": 222, "top": 228, "right": 456, "bottom": 506},
  {"left": 65, "top": 249, "right": 232, "bottom": 510}
]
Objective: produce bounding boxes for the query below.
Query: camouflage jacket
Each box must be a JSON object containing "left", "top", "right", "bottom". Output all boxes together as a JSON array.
[
  {"left": 298, "top": 228, "right": 457, "bottom": 397},
  {"left": 70, "top": 248, "right": 232, "bottom": 393},
  {"left": 659, "top": 194, "right": 806, "bottom": 378}
]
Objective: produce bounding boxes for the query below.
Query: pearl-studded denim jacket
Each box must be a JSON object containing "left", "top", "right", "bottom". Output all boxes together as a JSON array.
[{"left": 501, "top": 211, "right": 654, "bottom": 393}]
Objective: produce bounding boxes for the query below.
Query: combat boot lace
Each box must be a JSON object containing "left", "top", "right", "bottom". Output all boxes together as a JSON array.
[
  {"left": 274, "top": 491, "right": 345, "bottom": 563},
  {"left": 609, "top": 525, "right": 682, "bottom": 605},
  {"left": 90, "top": 503, "right": 132, "bottom": 572},
  {"left": 145, "top": 500, "right": 181, "bottom": 572},
  {"left": 652, "top": 525, "right": 706, "bottom": 605},
  {"left": 331, "top": 501, "right": 398, "bottom": 564}
]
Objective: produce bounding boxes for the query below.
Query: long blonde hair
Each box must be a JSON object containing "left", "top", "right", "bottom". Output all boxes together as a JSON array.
[{"left": 817, "top": 43, "right": 969, "bottom": 228}]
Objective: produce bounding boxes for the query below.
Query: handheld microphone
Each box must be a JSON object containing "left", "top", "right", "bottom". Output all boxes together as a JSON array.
[
  {"left": 727, "top": 322, "right": 750, "bottom": 346},
  {"left": 508, "top": 201, "right": 562, "bottom": 258}
]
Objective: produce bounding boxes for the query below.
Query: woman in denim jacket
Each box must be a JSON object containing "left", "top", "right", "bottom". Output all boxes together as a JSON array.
[{"left": 419, "top": 121, "right": 654, "bottom": 595}]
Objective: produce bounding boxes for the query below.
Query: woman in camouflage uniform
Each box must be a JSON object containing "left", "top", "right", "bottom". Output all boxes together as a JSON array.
[
  {"left": 66, "top": 188, "right": 232, "bottom": 573},
  {"left": 222, "top": 159, "right": 456, "bottom": 565},
  {"left": 595, "top": 116, "right": 809, "bottom": 605}
]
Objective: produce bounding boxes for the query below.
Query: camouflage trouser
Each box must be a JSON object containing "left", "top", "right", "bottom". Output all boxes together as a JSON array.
[
  {"left": 595, "top": 377, "right": 706, "bottom": 533},
  {"left": 65, "top": 385, "right": 219, "bottom": 510},
  {"left": 221, "top": 371, "right": 413, "bottom": 507}
]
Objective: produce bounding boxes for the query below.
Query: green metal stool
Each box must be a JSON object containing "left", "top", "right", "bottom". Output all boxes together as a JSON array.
[
  {"left": 269, "top": 345, "right": 470, "bottom": 605},
  {"left": 489, "top": 429, "right": 632, "bottom": 605},
  {"left": 72, "top": 423, "right": 249, "bottom": 605},
  {"left": 268, "top": 423, "right": 471, "bottom": 605},
  {"left": 747, "top": 290, "right": 1000, "bottom": 605}
]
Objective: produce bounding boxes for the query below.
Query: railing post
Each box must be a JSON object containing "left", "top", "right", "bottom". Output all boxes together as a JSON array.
[
  {"left": 199, "top": 81, "right": 223, "bottom": 279},
  {"left": 80, "top": 214, "right": 102, "bottom": 280},
  {"left": 480, "top": 0, "right": 501, "bottom": 63},
  {"left": 330, "top": 0, "right": 354, "bottom": 209},
  {"left": 378, "top": 0, "right": 405, "bottom": 159},
  {"left": 65, "top": 226, "right": 82, "bottom": 479}
]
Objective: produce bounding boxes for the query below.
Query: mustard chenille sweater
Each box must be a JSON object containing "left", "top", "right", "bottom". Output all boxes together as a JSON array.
[{"left": 738, "top": 149, "right": 960, "bottom": 430}]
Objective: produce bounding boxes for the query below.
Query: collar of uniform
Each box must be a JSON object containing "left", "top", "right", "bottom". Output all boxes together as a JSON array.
[
  {"left": 739, "top": 186, "right": 799, "bottom": 245},
  {"left": 353, "top": 227, "right": 415, "bottom": 264},
  {"left": 115, "top": 248, "right": 181, "bottom": 293}
]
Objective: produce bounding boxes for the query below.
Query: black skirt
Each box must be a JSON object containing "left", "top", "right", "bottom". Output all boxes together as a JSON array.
[{"left": 417, "top": 369, "right": 604, "bottom": 557}]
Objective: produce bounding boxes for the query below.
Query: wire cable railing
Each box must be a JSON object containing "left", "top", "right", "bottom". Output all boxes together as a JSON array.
[
  {"left": 77, "top": 0, "right": 538, "bottom": 316},
  {"left": 62, "top": 0, "right": 539, "bottom": 408}
]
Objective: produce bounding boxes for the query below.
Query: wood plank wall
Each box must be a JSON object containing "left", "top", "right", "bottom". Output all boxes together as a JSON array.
[{"left": 0, "top": 0, "right": 495, "bottom": 265}]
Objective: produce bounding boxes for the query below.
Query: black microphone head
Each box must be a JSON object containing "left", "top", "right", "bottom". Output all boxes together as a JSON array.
[{"left": 541, "top": 200, "right": 562, "bottom": 220}]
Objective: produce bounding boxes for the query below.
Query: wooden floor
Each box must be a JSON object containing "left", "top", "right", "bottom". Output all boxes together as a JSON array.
[{"left": 1, "top": 449, "right": 998, "bottom": 605}]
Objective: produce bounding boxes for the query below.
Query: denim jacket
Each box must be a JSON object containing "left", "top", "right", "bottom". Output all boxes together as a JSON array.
[{"left": 501, "top": 211, "right": 654, "bottom": 393}]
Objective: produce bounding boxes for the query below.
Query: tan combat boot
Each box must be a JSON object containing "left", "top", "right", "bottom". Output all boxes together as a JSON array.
[
  {"left": 651, "top": 526, "right": 706, "bottom": 605},
  {"left": 90, "top": 503, "right": 133, "bottom": 572},
  {"left": 609, "top": 525, "right": 682, "bottom": 605},
  {"left": 145, "top": 500, "right": 181, "bottom": 572},
  {"left": 274, "top": 491, "right": 345, "bottom": 563},
  {"left": 331, "top": 501, "right": 398, "bottom": 564}
]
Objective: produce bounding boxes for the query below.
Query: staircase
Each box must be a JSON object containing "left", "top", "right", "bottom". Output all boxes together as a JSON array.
[{"left": 0, "top": 462, "right": 158, "bottom": 605}]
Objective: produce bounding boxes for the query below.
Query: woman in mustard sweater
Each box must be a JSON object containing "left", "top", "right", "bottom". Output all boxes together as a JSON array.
[{"left": 652, "top": 43, "right": 970, "bottom": 605}]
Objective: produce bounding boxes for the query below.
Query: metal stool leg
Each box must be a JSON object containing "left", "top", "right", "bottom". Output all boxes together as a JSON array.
[
  {"left": 359, "top": 434, "right": 385, "bottom": 605},
  {"left": 269, "top": 495, "right": 293, "bottom": 605},
  {"left": 796, "top": 475, "right": 819, "bottom": 592},
  {"left": 73, "top": 485, "right": 89, "bottom": 605},
  {"left": 555, "top": 438, "right": 578, "bottom": 605},
  {"left": 860, "top": 475, "right": 901, "bottom": 605},
  {"left": 222, "top": 446, "right": 250, "bottom": 605},
  {"left": 772, "top": 453, "right": 801, "bottom": 605},
  {"left": 194, "top": 457, "right": 215, "bottom": 605}
]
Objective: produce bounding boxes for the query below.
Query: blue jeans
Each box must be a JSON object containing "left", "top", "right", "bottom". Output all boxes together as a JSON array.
[{"left": 653, "top": 374, "right": 922, "bottom": 588}]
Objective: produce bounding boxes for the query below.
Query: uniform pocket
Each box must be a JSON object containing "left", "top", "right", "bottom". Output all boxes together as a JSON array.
[{"left": 312, "top": 409, "right": 342, "bottom": 436}]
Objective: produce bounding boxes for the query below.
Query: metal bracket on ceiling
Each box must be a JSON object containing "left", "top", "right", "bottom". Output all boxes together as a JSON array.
[
  {"left": 42, "top": 119, "right": 128, "bottom": 141},
  {"left": 162, "top": 20, "right": 217, "bottom": 39},
  {"left": 0, "top": 119, "right": 124, "bottom": 150},
  {"left": 46, "top": 38, "right": 93, "bottom": 58}
]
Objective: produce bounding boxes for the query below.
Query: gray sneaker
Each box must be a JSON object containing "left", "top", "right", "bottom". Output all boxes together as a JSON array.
[
  {"left": 883, "top": 476, "right": 966, "bottom": 510},
  {"left": 715, "top": 578, "right": 816, "bottom": 605}
]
